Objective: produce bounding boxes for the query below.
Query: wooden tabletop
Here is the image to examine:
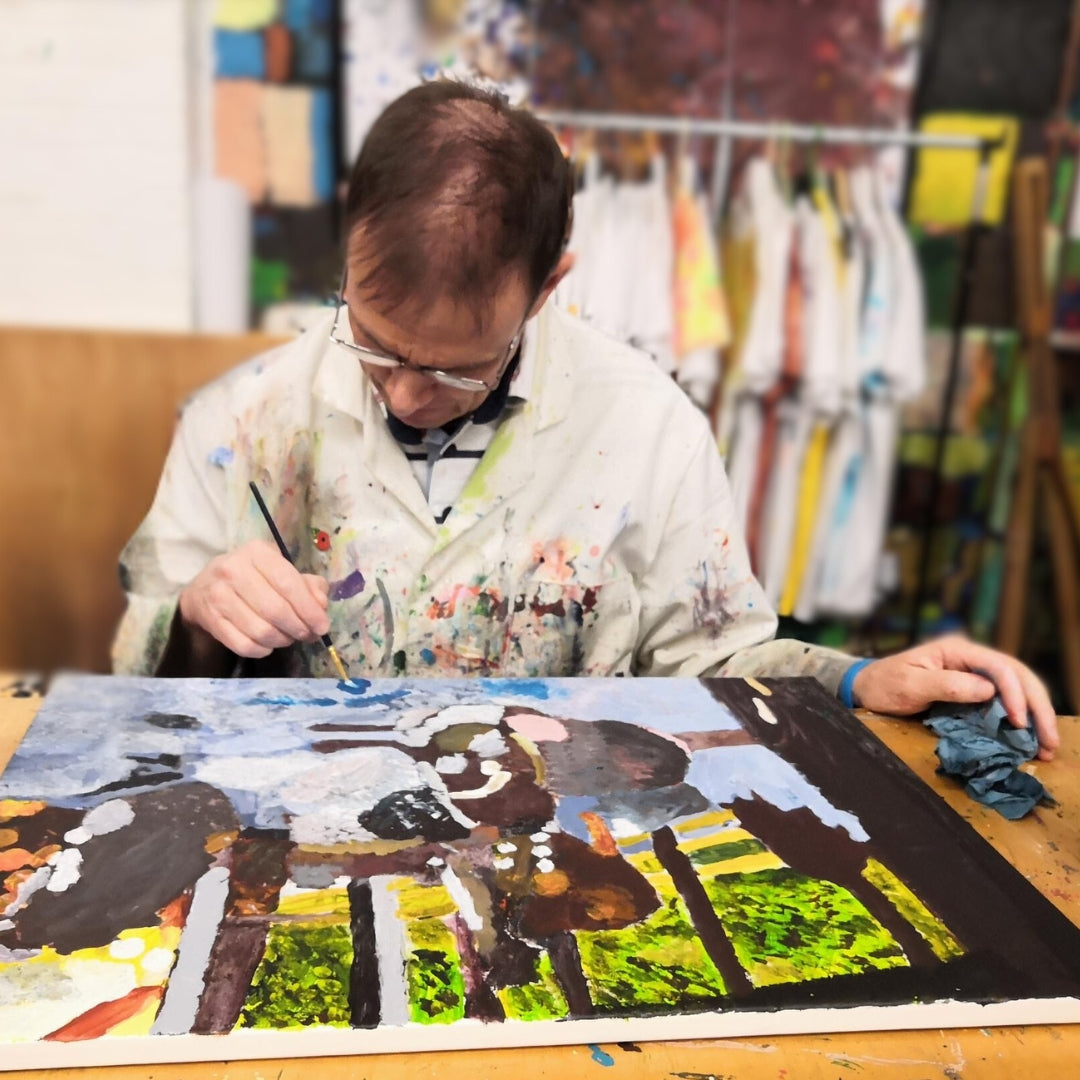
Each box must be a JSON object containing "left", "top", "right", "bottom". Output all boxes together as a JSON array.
[{"left": 2, "top": 674, "right": 1078, "bottom": 1079}]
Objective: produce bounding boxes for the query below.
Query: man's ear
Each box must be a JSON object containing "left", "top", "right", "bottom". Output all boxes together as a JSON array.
[{"left": 526, "top": 251, "right": 576, "bottom": 319}]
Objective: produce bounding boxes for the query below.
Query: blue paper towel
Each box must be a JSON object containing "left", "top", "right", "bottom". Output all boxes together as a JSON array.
[{"left": 924, "top": 697, "right": 1053, "bottom": 820}]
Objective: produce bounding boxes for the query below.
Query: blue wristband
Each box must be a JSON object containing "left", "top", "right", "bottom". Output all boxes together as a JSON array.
[{"left": 839, "top": 658, "right": 875, "bottom": 709}]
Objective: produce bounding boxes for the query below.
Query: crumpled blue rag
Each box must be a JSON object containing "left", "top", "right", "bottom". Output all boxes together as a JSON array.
[{"left": 924, "top": 697, "right": 1054, "bottom": 820}]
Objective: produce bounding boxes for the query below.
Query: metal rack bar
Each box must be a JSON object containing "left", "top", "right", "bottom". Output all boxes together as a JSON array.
[{"left": 535, "top": 108, "right": 1001, "bottom": 151}]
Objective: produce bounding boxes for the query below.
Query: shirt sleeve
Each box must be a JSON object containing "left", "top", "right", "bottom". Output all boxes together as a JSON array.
[
  {"left": 632, "top": 423, "right": 778, "bottom": 675},
  {"left": 717, "top": 637, "right": 856, "bottom": 697},
  {"left": 111, "top": 392, "right": 232, "bottom": 675},
  {"left": 632, "top": 424, "right": 854, "bottom": 696}
]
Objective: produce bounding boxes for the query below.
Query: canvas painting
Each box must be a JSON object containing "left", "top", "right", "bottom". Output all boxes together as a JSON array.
[{"left": 2, "top": 674, "right": 1079, "bottom": 1070}]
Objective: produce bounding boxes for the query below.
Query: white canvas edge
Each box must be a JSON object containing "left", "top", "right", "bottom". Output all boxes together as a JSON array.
[{"left": 3, "top": 997, "right": 1079, "bottom": 1070}]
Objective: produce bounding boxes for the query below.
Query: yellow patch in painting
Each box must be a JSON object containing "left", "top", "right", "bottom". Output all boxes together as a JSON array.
[
  {"left": 694, "top": 851, "right": 785, "bottom": 878},
  {"left": 861, "top": 858, "right": 965, "bottom": 962},
  {"left": 624, "top": 851, "right": 664, "bottom": 876},
  {"left": 0, "top": 800, "right": 45, "bottom": 822},
  {"left": 632, "top": 866, "right": 681, "bottom": 904},
  {"left": 677, "top": 827, "right": 759, "bottom": 854},
  {"left": 294, "top": 837, "right": 421, "bottom": 857},
  {"left": 674, "top": 809, "right": 738, "bottom": 835},
  {"left": 0, "top": 829, "right": 18, "bottom": 848},
  {"left": 390, "top": 879, "right": 457, "bottom": 920},
  {"left": 744, "top": 677, "right": 772, "bottom": 696},
  {"left": 275, "top": 886, "right": 351, "bottom": 917}
]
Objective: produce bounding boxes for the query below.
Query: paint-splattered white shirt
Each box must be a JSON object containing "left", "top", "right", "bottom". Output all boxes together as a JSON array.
[{"left": 112, "top": 304, "right": 854, "bottom": 693}]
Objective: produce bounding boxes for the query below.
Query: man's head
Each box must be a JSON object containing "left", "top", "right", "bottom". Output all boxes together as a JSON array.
[{"left": 338, "top": 80, "right": 574, "bottom": 429}]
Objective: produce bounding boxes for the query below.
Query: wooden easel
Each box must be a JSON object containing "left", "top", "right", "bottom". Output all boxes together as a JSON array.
[{"left": 996, "top": 157, "right": 1080, "bottom": 713}]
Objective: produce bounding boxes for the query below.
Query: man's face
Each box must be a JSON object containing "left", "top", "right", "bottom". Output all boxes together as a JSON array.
[{"left": 342, "top": 248, "right": 533, "bottom": 431}]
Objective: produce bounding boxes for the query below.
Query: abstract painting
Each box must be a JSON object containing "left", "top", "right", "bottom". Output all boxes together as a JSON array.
[{"left": 2, "top": 675, "right": 1079, "bottom": 1069}]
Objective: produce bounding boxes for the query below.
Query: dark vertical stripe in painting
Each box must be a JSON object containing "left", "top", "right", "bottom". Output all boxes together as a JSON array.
[
  {"left": 347, "top": 879, "right": 381, "bottom": 1028},
  {"left": 546, "top": 931, "right": 594, "bottom": 1017},
  {"left": 652, "top": 825, "right": 754, "bottom": 998},
  {"left": 192, "top": 924, "right": 269, "bottom": 1034},
  {"left": 450, "top": 914, "right": 504, "bottom": 1022}
]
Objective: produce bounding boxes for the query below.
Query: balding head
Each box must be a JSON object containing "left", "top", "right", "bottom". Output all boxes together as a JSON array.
[{"left": 343, "top": 81, "right": 573, "bottom": 329}]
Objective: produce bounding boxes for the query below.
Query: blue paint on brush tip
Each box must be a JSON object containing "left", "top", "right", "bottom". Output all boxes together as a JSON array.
[
  {"left": 337, "top": 678, "right": 372, "bottom": 695},
  {"left": 588, "top": 1045, "right": 615, "bottom": 1067}
]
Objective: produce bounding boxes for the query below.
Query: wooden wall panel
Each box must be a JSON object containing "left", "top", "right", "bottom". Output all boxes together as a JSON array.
[{"left": 0, "top": 327, "right": 287, "bottom": 674}]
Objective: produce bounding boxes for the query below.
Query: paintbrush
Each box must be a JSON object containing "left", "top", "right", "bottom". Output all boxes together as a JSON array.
[{"left": 248, "top": 480, "right": 350, "bottom": 682}]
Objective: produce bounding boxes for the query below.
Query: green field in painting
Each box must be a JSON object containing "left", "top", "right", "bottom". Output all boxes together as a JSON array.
[
  {"left": 238, "top": 922, "right": 353, "bottom": 1028},
  {"left": 497, "top": 951, "right": 570, "bottom": 1021},
  {"left": 576, "top": 890, "right": 728, "bottom": 1011},
  {"left": 406, "top": 917, "right": 467, "bottom": 1025},
  {"left": 705, "top": 868, "right": 908, "bottom": 987}
]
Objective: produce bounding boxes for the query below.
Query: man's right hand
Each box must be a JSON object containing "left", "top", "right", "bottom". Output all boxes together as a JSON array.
[{"left": 178, "top": 539, "right": 331, "bottom": 658}]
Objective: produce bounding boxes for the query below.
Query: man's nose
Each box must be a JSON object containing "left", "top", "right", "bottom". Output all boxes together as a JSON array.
[{"left": 382, "top": 367, "right": 437, "bottom": 415}]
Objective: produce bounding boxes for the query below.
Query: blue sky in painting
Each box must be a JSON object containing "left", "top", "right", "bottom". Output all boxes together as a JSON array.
[{"left": 0, "top": 675, "right": 864, "bottom": 842}]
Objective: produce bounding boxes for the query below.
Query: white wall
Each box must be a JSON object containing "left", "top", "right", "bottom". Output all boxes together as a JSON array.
[{"left": 0, "top": 0, "right": 194, "bottom": 330}]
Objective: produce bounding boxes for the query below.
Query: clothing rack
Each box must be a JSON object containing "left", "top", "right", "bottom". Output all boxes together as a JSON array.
[
  {"left": 534, "top": 109, "right": 1001, "bottom": 152},
  {"left": 535, "top": 107, "right": 1001, "bottom": 645}
]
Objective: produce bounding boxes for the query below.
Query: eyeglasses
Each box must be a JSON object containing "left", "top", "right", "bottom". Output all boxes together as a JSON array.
[{"left": 328, "top": 280, "right": 522, "bottom": 393}]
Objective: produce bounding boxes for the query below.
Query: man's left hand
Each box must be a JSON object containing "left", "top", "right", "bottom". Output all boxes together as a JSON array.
[{"left": 852, "top": 635, "right": 1060, "bottom": 761}]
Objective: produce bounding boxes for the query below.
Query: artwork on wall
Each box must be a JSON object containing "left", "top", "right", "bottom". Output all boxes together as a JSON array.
[
  {"left": 2, "top": 675, "right": 1079, "bottom": 1069},
  {"left": 532, "top": 0, "right": 925, "bottom": 187},
  {"left": 211, "top": 0, "right": 340, "bottom": 320}
]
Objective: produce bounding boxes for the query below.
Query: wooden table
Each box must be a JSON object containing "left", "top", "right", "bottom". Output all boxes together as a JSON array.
[{"left": 2, "top": 674, "right": 1078, "bottom": 1079}]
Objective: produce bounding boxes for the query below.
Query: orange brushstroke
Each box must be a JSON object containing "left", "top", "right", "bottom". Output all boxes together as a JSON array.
[
  {"left": 580, "top": 811, "right": 618, "bottom": 857},
  {"left": 3, "top": 866, "right": 36, "bottom": 903},
  {"left": 532, "top": 869, "right": 570, "bottom": 896},
  {"left": 0, "top": 848, "right": 34, "bottom": 872},
  {"left": 157, "top": 891, "right": 192, "bottom": 929},
  {"left": 44, "top": 985, "right": 164, "bottom": 1042},
  {"left": 204, "top": 829, "right": 238, "bottom": 855}
]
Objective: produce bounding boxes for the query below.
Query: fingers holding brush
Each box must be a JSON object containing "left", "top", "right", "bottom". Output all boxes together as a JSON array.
[
  {"left": 179, "top": 539, "right": 330, "bottom": 658},
  {"left": 248, "top": 538, "right": 331, "bottom": 639}
]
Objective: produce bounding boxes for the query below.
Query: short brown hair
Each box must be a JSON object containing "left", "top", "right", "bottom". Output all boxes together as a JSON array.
[{"left": 343, "top": 80, "right": 572, "bottom": 325}]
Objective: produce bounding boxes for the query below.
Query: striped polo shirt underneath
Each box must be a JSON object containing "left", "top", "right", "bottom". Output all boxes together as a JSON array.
[{"left": 383, "top": 336, "right": 533, "bottom": 525}]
